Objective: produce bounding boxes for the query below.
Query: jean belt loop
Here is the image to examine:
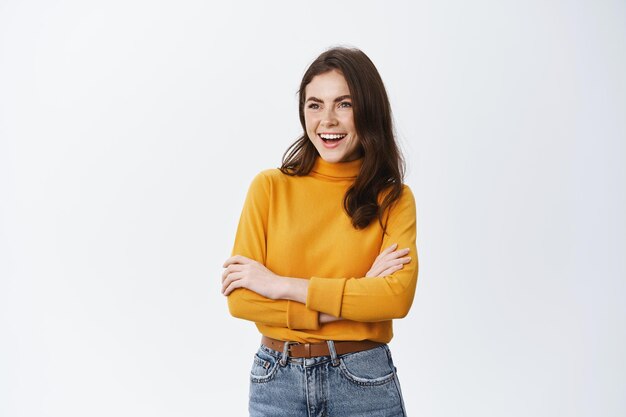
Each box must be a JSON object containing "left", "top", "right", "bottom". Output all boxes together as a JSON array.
[
  {"left": 280, "top": 341, "right": 291, "bottom": 366},
  {"left": 327, "top": 340, "right": 340, "bottom": 367}
]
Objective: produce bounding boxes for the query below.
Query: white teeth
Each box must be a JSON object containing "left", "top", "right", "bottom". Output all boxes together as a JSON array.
[{"left": 319, "top": 133, "right": 347, "bottom": 140}]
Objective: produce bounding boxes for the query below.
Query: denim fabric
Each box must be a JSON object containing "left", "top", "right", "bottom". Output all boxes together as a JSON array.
[{"left": 249, "top": 341, "right": 407, "bottom": 417}]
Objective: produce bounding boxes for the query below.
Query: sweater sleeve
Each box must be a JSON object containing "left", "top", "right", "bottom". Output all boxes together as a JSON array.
[
  {"left": 226, "top": 171, "right": 320, "bottom": 330},
  {"left": 306, "top": 185, "right": 418, "bottom": 322}
]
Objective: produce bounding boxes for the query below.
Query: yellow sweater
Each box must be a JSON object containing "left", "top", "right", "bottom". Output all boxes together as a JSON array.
[{"left": 227, "top": 155, "right": 418, "bottom": 343}]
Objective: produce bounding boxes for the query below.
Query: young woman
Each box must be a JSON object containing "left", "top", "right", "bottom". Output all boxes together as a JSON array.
[{"left": 221, "top": 46, "right": 418, "bottom": 417}]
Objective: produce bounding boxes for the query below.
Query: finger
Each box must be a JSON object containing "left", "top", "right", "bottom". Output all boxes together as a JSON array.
[
  {"left": 382, "top": 256, "right": 411, "bottom": 270},
  {"left": 365, "top": 266, "right": 381, "bottom": 278},
  {"left": 383, "top": 248, "right": 410, "bottom": 261},
  {"left": 368, "top": 247, "right": 407, "bottom": 277},
  {"left": 221, "top": 264, "right": 243, "bottom": 283},
  {"left": 379, "top": 264, "right": 405, "bottom": 276},
  {"left": 222, "top": 255, "right": 247, "bottom": 268},
  {"left": 223, "top": 254, "right": 252, "bottom": 268},
  {"left": 392, "top": 256, "right": 411, "bottom": 265},
  {"left": 221, "top": 271, "right": 244, "bottom": 294},
  {"left": 377, "top": 243, "right": 398, "bottom": 258},
  {"left": 222, "top": 278, "right": 245, "bottom": 296},
  {"left": 367, "top": 264, "right": 385, "bottom": 278}
]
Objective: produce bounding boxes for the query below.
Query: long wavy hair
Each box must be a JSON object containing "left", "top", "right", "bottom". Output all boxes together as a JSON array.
[{"left": 279, "top": 46, "right": 406, "bottom": 234}]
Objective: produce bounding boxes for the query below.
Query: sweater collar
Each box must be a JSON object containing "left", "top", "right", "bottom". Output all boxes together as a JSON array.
[{"left": 311, "top": 155, "right": 363, "bottom": 179}]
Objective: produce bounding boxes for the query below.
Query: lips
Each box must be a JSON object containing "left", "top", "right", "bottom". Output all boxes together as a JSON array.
[
  {"left": 318, "top": 133, "right": 346, "bottom": 149},
  {"left": 318, "top": 133, "right": 347, "bottom": 142}
]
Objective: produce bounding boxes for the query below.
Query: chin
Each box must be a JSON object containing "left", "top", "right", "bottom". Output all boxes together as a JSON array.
[
  {"left": 310, "top": 137, "right": 358, "bottom": 163},
  {"left": 320, "top": 154, "right": 342, "bottom": 163},
  {"left": 314, "top": 146, "right": 339, "bottom": 160}
]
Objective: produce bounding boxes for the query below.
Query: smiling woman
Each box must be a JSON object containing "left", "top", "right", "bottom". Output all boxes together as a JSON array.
[{"left": 222, "top": 46, "right": 418, "bottom": 417}]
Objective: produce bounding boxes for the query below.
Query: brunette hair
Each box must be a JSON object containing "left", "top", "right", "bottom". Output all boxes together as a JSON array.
[{"left": 279, "top": 46, "right": 406, "bottom": 233}]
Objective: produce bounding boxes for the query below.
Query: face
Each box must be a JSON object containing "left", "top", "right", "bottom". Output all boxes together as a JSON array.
[{"left": 304, "top": 70, "right": 363, "bottom": 163}]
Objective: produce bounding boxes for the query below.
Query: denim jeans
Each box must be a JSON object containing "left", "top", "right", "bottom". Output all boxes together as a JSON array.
[{"left": 248, "top": 340, "right": 407, "bottom": 416}]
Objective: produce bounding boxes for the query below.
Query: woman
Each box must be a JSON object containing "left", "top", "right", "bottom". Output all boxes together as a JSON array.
[{"left": 221, "top": 46, "right": 418, "bottom": 417}]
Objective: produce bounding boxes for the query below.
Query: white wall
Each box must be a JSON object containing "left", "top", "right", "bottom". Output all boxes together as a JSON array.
[{"left": 1, "top": 1, "right": 624, "bottom": 416}]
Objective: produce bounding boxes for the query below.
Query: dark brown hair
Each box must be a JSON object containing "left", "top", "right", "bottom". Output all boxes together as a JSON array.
[{"left": 279, "top": 46, "right": 406, "bottom": 233}]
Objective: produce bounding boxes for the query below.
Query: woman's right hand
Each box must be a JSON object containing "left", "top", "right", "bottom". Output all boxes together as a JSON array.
[{"left": 366, "top": 243, "right": 411, "bottom": 278}]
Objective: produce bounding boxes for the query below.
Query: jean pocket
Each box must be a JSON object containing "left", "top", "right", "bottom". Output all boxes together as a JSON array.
[
  {"left": 250, "top": 348, "right": 279, "bottom": 383},
  {"left": 338, "top": 345, "right": 396, "bottom": 386}
]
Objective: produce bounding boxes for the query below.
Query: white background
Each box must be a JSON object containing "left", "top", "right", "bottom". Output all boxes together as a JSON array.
[{"left": 1, "top": 1, "right": 625, "bottom": 416}]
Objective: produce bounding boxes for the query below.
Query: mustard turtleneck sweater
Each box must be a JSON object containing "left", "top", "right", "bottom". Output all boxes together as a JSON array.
[{"left": 227, "top": 155, "right": 418, "bottom": 343}]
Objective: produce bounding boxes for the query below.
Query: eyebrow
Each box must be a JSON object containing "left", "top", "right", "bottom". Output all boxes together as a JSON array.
[{"left": 305, "top": 95, "right": 352, "bottom": 103}]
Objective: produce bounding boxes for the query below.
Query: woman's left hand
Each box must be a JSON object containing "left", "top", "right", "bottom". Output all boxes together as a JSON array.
[{"left": 221, "top": 255, "right": 285, "bottom": 299}]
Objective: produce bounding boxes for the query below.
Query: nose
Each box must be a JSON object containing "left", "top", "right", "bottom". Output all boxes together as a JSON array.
[{"left": 320, "top": 107, "right": 338, "bottom": 127}]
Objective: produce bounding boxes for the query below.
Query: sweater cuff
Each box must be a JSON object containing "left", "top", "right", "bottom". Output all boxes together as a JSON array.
[
  {"left": 287, "top": 300, "right": 320, "bottom": 330},
  {"left": 306, "top": 277, "right": 347, "bottom": 317}
]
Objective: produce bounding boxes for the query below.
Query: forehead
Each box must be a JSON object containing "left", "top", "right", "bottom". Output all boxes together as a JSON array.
[{"left": 305, "top": 69, "right": 350, "bottom": 99}]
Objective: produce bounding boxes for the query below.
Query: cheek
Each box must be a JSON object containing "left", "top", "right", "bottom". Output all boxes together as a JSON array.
[
  {"left": 304, "top": 115, "right": 318, "bottom": 132},
  {"left": 346, "top": 129, "right": 360, "bottom": 144},
  {"left": 340, "top": 114, "right": 356, "bottom": 130}
]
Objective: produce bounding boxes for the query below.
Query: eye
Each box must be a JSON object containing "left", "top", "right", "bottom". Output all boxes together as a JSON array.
[
  {"left": 339, "top": 101, "right": 352, "bottom": 108},
  {"left": 307, "top": 103, "right": 320, "bottom": 109}
]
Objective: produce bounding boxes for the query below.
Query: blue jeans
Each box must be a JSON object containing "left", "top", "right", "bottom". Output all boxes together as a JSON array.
[{"left": 249, "top": 340, "right": 407, "bottom": 416}]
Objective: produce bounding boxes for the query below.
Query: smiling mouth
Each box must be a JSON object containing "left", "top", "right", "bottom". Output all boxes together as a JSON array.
[{"left": 318, "top": 133, "right": 347, "bottom": 142}]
